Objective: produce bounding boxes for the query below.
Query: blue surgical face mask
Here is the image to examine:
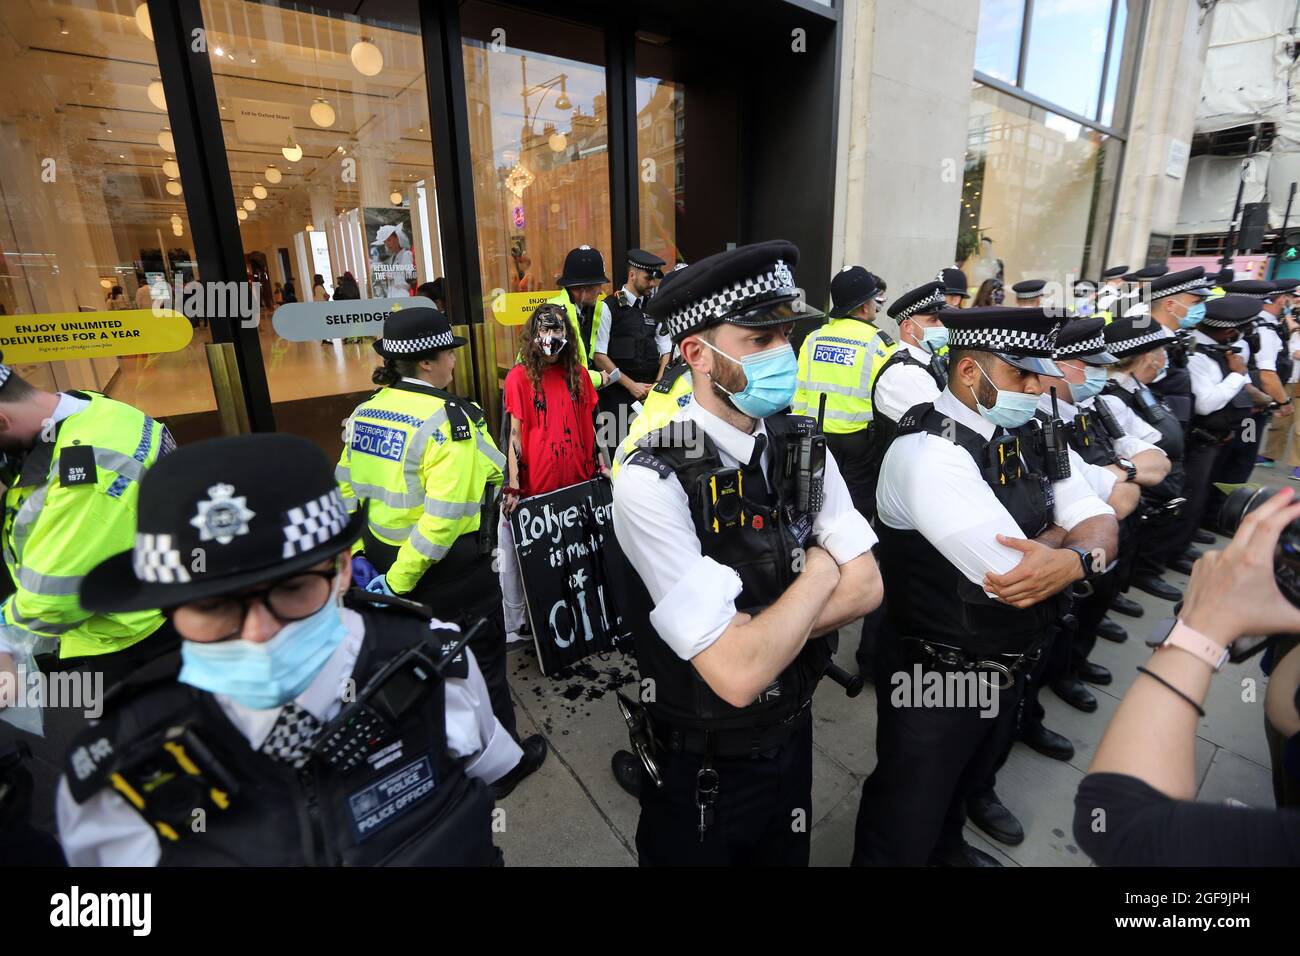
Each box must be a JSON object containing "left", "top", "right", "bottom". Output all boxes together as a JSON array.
[
  {"left": 1179, "top": 302, "right": 1206, "bottom": 329},
  {"left": 971, "top": 362, "right": 1040, "bottom": 429},
  {"left": 701, "top": 338, "right": 798, "bottom": 419},
  {"left": 178, "top": 590, "right": 348, "bottom": 709},
  {"left": 1068, "top": 364, "right": 1109, "bottom": 402},
  {"left": 908, "top": 319, "right": 949, "bottom": 355},
  {"left": 1150, "top": 349, "right": 1169, "bottom": 383}
]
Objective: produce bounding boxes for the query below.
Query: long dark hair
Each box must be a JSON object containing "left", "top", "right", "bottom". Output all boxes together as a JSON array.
[
  {"left": 974, "top": 278, "right": 1003, "bottom": 307},
  {"left": 517, "top": 304, "right": 584, "bottom": 401},
  {"left": 373, "top": 356, "right": 423, "bottom": 387}
]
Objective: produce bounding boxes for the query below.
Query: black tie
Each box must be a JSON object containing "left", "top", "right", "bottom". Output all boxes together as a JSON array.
[{"left": 747, "top": 432, "right": 769, "bottom": 491}]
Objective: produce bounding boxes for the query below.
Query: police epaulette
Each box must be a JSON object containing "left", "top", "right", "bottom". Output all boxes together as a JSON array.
[
  {"left": 877, "top": 330, "right": 896, "bottom": 348},
  {"left": 894, "top": 403, "right": 936, "bottom": 436},
  {"left": 654, "top": 361, "right": 689, "bottom": 394},
  {"left": 626, "top": 450, "right": 673, "bottom": 479},
  {"left": 431, "top": 624, "right": 470, "bottom": 680}
]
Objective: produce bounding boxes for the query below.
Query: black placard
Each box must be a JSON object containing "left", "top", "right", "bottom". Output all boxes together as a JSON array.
[
  {"left": 59, "top": 444, "right": 97, "bottom": 487},
  {"left": 509, "top": 478, "right": 632, "bottom": 675}
]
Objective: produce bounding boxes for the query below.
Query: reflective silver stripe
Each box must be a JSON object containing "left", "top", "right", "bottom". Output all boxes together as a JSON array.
[
  {"left": 404, "top": 408, "right": 450, "bottom": 494},
  {"left": 823, "top": 408, "right": 873, "bottom": 422},
  {"left": 369, "top": 521, "right": 413, "bottom": 543},
  {"left": 335, "top": 463, "right": 351, "bottom": 484},
  {"left": 409, "top": 528, "right": 452, "bottom": 561},
  {"left": 424, "top": 496, "right": 481, "bottom": 520},
  {"left": 475, "top": 431, "right": 506, "bottom": 470},
  {"left": 804, "top": 380, "right": 871, "bottom": 399},
  {"left": 11, "top": 483, "right": 50, "bottom": 565},
  {"left": 342, "top": 496, "right": 360, "bottom": 514},
  {"left": 94, "top": 449, "right": 146, "bottom": 483},
  {"left": 17, "top": 567, "right": 83, "bottom": 597},
  {"left": 8, "top": 606, "right": 79, "bottom": 635},
  {"left": 347, "top": 481, "right": 424, "bottom": 510}
]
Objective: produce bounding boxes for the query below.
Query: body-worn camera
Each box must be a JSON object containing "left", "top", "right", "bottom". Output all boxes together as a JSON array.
[{"left": 1218, "top": 485, "right": 1300, "bottom": 608}]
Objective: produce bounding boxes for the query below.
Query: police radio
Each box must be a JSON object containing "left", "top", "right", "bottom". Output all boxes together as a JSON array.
[
  {"left": 796, "top": 394, "right": 828, "bottom": 514},
  {"left": 1091, "top": 395, "right": 1124, "bottom": 440},
  {"left": 1042, "top": 387, "right": 1072, "bottom": 482}
]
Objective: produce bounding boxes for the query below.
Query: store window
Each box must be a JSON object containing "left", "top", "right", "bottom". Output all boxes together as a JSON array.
[
  {"left": 975, "top": 0, "right": 1025, "bottom": 84},
  {"left": 199, "top": 0, "right": 445, "bottom": 455},
  {"left": 461, "top": 1, "right": 612, "bottom": 404},
  {"left": 636, "top": 39, "right": 684, "bottom": 268},
  {"left": 958, "top": 84, "right": 1120, "bottom": 291},
  {"left": 1023, "top": 0, "right": 1114, "bottom": 120},
  {"left": 0, "top": 0, "right": 220, "bottom": 443},
  {"left": 1100, "top": 1, "right": 1136, "bottom": 128}
]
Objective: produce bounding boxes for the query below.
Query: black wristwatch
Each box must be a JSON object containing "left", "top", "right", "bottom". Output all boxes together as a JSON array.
[
  {"left": 1117, "top": 457, "right": 1137, "bottom": 483},
  {"left": 1066, "top": 545, "right": 1101, "bottom": 580}
]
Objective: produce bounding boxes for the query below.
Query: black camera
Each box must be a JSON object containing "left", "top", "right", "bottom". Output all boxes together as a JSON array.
[{"left": 1218, "top": 485, "right": 1300, "bottom": 608}]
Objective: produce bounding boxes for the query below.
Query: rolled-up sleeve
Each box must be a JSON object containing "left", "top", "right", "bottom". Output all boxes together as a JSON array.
[
  {"left": 815, "top": 441, "right": 877, "bottom": 565},
  {"left": 1054, "top": 448, "right": 1116, "bottom": 530},
  {"left": 447, "top": 646, "right": 524, "bottom": 783}
]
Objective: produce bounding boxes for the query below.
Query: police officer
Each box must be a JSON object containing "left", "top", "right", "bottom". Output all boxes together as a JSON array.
[
  {"left": 855, "top": 306, "right": 1116, "bottom": 866},
  {"left": 0, "top": 360, "right": 178, "bottom": 694},
  {"left": 792, "top": 265, "right": 893, "bottom": 515},
  {"left": 549, "top": 245, "right": 610, "bottom": 391},
  {"left": 57, "top": 433, "right": 519, "bottom": 865},
  {"left": 1011, "top": 279, "right": 1046, "bottom": 307},
  {"left": 1096, "top": 265, "right": 1129, "bottom": 323},
  {"left": 337, "top": 306, "right": 546, "bottom": 797},
  {"left": 1216, "top": 279, "right": 1292, "bottom": 480},
  {"left": 613, "top": 241, "right": 882, "bottom": 865},
  {"left": 939, "top": 267, "right": 970, "bottom": 309},
  {"left": 593, "top": 249, "right": 671, "bottom": 451}
]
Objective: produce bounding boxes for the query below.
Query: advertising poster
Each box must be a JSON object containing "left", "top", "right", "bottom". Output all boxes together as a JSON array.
[{"left": 364, "top": 207, "right": 417, "bottom": 299}]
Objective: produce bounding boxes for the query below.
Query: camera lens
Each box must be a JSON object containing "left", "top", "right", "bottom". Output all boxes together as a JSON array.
[
  {"left": 1217, "top": 484, "right": 1300, "bottom": 610},
  {"left": 716, "top": 493, "right": 740, "bottom": 523},
  {"left": 1217, "top": 485, "right": 1275, "bottom": 536}
]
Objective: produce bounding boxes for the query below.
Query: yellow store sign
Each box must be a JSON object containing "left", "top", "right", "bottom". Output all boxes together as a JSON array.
[
  {"left": 489, "top": 289, "right": 561, "bottom": 326},
  {"left": 0, "top": 310, "right": 194, "bottom": 363}
]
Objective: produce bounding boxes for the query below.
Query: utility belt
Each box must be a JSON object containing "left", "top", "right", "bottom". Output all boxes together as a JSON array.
[
  {"left": 898, "top": 634, "right": 1046, "bottom": 691},
  {"left": 649, "top": 702, "right": 812, "bottom": 759}
]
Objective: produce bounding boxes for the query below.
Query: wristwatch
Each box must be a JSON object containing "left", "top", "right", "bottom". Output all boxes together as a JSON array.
[
  {"left": 1066, "top": 545, "right": 1101, "bottom": 580},
  {"left": 1117, "top": 457, "right": 1137, "bottom": 483},
  {"left": 1158, "top": 620, "right": 1229, "bottom": 671}
]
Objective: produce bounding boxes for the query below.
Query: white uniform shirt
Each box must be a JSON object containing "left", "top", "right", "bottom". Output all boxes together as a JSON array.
[
  {"left": 1289, "top": 329, "right": 1300, "bottom": 385},
  {"left": 872, "top": 341, "right": 943, "bottom": 423},
  {"left": 877, "top": 388, "right": 1115, "bottom": 592},
  {"left": 1098, "top": 373, "right": 1166, "bottom": 451},
  {"left": 611, "top": 396, "right": 877, "bottom": 662},
  {"left": 593, "top": 286, "right": 671, "bottom": 360},
  {"left": 1189, "top": 330, "right": 1251, "bottom": 416},
  {"left": 55, "top": 609, "right": 521, "bottom": 866},
  {"left": 1253, "top": 311, "right": 1283, "bottom": 374}
]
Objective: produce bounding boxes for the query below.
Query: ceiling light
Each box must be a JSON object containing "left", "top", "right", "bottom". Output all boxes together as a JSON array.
[
  {"left": 118, "top": 154, "right": 125, "bottom": 159},
  {"left": 390, "top": 190, "right": 403, "bottom": 205},
  {"left": 310, "top": 98, "right": 336, "bottom": 128},
  {"left": 172, "top": 224, "right": 184, "bottom": 237},
  {"left": 165, "top": 180, "right": 182, "bottom": 195},
  {"left": 548, "top": 132, "right": 567, "bottom": 153},
  {"left": 161, "top": 158, "right": 180, "bottom": 178},
  {"left": 214, "top": 46, "right": 225, "bottom": 57},
  {"left": 252, "top": 184, "right": 267, "bottom": 200},
  {"left": 105, "top": 128, "right": 112, "bottom": 134},
  {"left": 350, "top": 38, "right": 383, "bottom": 77},
  {"left": 265, "top": 165, "right": 282, "bottom": 184},
  {"left": 555, "top": 94, "right": 572, "bottom": 111},
  {"left": 281, "top": 137, "right": 302, "bottom": 162},
  {"left": 237, "top": 209, "right": 248, "bottom": 221},
  {"left": 243, "top": 198, "right": 256, "bottom": 211},
  {"left": 305, "top": 223, "right": 314, "bottom": 232},
  {"left": 147, "top": 79, "right": 167, "bottom": 111},
  {"left": 135, "top": 3, "right": 153, "bottom": 40},
  {"left": 157, "top": 129, "right": 174, "bottom": 152},
  {"left": 170, "top": 214, "right": 182, "bottom": 225},
  {"left": 58, "top": 19, "right": 69, "bottom": 36}
]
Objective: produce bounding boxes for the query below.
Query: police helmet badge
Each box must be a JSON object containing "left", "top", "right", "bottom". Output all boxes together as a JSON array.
[{"left": 190, "top": 482, "right": 256, "bottom": 544}]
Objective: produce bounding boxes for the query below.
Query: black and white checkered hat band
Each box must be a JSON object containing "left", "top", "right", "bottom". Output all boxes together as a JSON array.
[
  {"left": 896, "top": 290, "right": 946, "bottom": 321},
  {"left": 1151, "top": 279, "right": 1210, "bottom": 300},
  {"left": 949, "top": 326, "right": 1058, "bottom": 356},
  {"left": 1056, "top": 331, "right": 1107, "bottom": 358},
  {"left": 1111, "top": 327, "right": 1172, "bottom": 355},
  {"left": 381, "top": 329, "right": 455, "bottom": 353},
  {"left": 134, "top": 533, "right": 192, "bottom": 584},
  {"left": 283, "top": 488, "right": 350, "bottom": 559},
  {"left": 0, "top": 365, "right": 10, "bottom": 390},
  {"left": 1014, "top": 289, "right": 1042, "bottom": 300},
  {"left": 666, "top": 261, "right": 796, "bottom": 339},
  {"left": 1202, "top": 314, "right": 1250, "bottom": 329},
  {"left": 1233, "top": 291, "right": 1274, "bottom": 300}
]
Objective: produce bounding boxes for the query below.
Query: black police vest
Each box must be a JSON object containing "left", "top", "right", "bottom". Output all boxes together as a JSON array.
[
  {"left": 1150, "top": 337, "right": 1193, "bottom": 427},
  {"left": 862, "top": 347, "right": 946, "bottom": 519},
  {"left": 1035, "top": 401, "right": 1119, "bottom": 467},
  {"left": 1193, "top": 347, "right": 1253, "bottom": 440},
  {"left": 65, "top": 604, "right": 497, "bottom": 866},
  {"left": 603, "top": 291, "right": 661, "bottom": 382},
  {"left": 875, "top": 404, "right": 1060, "bottom": 656},
  {"left": 1246, "top": 318, "right": 1294, "bottom": 386},
  {"left": 1101, "top": 380, "right": 1185, "bottom": 501},
  {"left": 621, "top": 415, "right": 831, "bottom": 733}
]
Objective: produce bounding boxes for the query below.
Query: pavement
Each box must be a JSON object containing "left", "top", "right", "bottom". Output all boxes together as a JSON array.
[{"left": 494, "top": 461, "right": 1290, "bottom": 867}]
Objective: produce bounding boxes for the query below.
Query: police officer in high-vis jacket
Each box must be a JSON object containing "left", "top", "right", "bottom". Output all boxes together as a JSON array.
[
  {"left": 337, "top": 307, "right": 546, "bottom": 798},
  {"left": 0, "top": 360, "right": 177, "bottom": 693},
  {"left": 612, "top": 241, "right": 882, "bottom": 865},
  {"left": 58, "top": 434, "right": 521, "bottom": 865},
  {"left": 548, "top": 245, "right": 610, "bottom": 392}
]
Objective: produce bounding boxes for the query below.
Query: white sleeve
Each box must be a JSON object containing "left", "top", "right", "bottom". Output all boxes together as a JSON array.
[
  {"left": 1054, "top": 448, "right": 1117, "bottom": 530},
  {"left": 655, "top": 328, "right": 672, "bottom": 356},
  {"left": 1113, "top": 434, "right": 1161, "bottom": 459},
  {"left": 814, "top": 442, "right": 877, "bottom": 564},
  {"left": 612, "top": 461, "right": 740, "bottom": 660},
  {"left": 1098, "top": 393, "right": 1163, "bottom": 446},
  {"left": 873, "top": 362, "right": 942, "bottom": 424},
  {"left": 446, "top": 646, "right": 524, "bottom": 784},
  {"left": 1077, "top": 454, "right": 1117, "bottom": 501},
  {"left": 1189, "top": 354, "right": 1249, "bottom": 415},
  {"left": 56, "top": 776, "right": 161, "bottom": 867},
  {"left": 876, "top": 434, "right": 1031, "bottom": 587},
  {"left": 593, "top": 301, "right": 612, "bottom": 356},
  {"left": 1256, "top": 327, "right": 1282, "bottom": 372}
]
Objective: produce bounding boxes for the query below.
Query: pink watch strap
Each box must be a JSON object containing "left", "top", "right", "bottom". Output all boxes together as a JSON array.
[{"left": 1160, "top": 620, "right": 1229, "bottom": 671}]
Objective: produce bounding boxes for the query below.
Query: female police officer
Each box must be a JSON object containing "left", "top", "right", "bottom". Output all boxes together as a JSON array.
[
  {"left": 337, "top": 306, "right": 546, "bottom": 798},
  {"left": 58, "top": 433, "right": 522, "bottom": 865}
]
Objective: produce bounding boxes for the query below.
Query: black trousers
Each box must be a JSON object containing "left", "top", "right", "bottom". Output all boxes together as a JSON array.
[
  {"left": 1132, "top": 499, "right": 1182, "bottom": 580},
  {"left": 636, "top": 713, "right": 813, "bottom": 866},
  {"left": 852, "top": 626, "right": 1023, "bottom": 865},
  {"left": 1204, "top": 414, "right": 1264, "bottom": 526},
  {"left": 1145, "top": 439, "right": 1223, "bottom": 565},
  {"left": 365, "top": 533, "right": 518, "bottom": 741}
]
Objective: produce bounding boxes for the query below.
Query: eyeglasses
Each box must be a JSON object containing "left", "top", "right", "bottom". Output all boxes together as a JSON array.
[{"left": 168, "top": 567, "right": 339, "bottom": 642}]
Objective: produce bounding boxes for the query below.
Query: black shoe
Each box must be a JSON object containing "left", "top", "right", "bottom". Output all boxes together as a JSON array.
[
  {"left": 1109, "top": 594, "right": 1143, "bottom": 618},
  {"left": 965, "top": 792, "right": 1025, "bottom": 846},
  {"left": 1182, "top": 546, "right": 1204, "bottom": 562},
  {"left": 1021, "top": 723, "right": 1076, "bottom": 761},
  {"left": 1166, "top": 555, "right": 1195, "bottom": 575},
  {"left": 1050, "top": 677, "right": 1098, "bottom": 713},
  {"left": 930, "top": 840, "right": 1003, "bottom": 867},
  {"left": 611, "top": 750, "right": 643, "bottom": 799},
  {"left": 1095, "top": 616, "right": 1128, "bottom": 643},
  {"left": 1077, "top": 660, "right": 1113, "bottom": 686},
  {"left": 1132, "top": 574, "right": 1183, "bottom": 602},
  {"left": 1192, "top": 528, "right": 1215, "bottom": 545},
  {"left": 490, "top": 734, "right": 547, "bottom": 800}
]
